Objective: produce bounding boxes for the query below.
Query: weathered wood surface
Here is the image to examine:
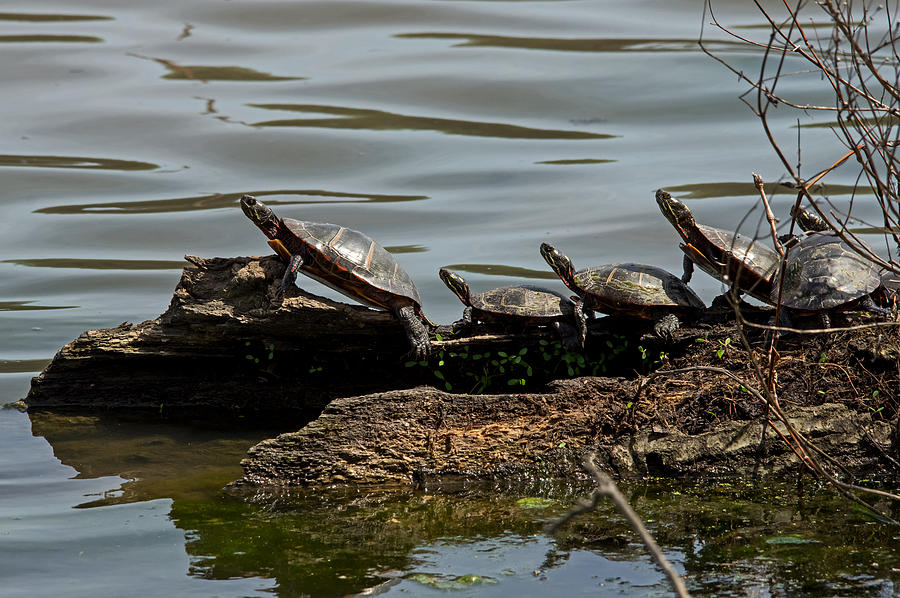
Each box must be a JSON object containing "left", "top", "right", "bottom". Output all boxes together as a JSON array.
[
  {"left": 23, "top": 254, "right": 900, "bottom": 486},
  {"left": 24, "top": 255, "right": 635, "bottom": 418},
  {"left": 25, "top": 255, "right": 436, "bottom": 417},
  {"left": 234, "top": 382, "right": 894, "bottom": 486}
]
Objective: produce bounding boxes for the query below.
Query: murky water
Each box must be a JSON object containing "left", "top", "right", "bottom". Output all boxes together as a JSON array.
[{"left": 1, "top": 0, "right": 897, "bottom": 596}]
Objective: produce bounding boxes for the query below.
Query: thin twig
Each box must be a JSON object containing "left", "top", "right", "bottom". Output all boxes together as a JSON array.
[{"left": 547, "top": 454, "right": 692, "bottom": 598}]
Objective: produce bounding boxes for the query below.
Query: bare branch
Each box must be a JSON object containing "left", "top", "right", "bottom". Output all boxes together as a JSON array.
[{"left": 547, "top": 454, "right": 692, "bottom": 598}]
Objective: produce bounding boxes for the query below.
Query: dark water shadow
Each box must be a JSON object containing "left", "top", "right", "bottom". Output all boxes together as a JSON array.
[
  {"left": 28, "top": 412, "right": 281, "bottom": 505},
  {"left": 396, "top": 32, "right": 747, "bottom": 53},
  {"left": 0, "top": 300, "right": 77, "bottom": 311},
  {"left": 129, "top": 53, "right": 303, "bottom": 82},
  {"left": 536, "top": 158, "right": 614, "bottom": 165},
  {"left": 664, "top": 181, "right": 870, "bottom": 200},
  {"left": 0, "top": 358, "right": 51, "bottom": 374},
  {"left": 441, "top": 263, "right": 559, "bottom": 280},
  {"left": 384, "top": 245, "right": 428, "bottom": 254},
  {"left": 2, "top": 258, "right": 187, "bottom": 270},
  {"left": 798, "top": 115, "right": 900, "bottom": 129},
  {"left": 0, "top": 154, "right": 157, "bottom": 171},
  {"left": 250, "top": 104, "right": 613, "bottom": 140},
  {"left": 35, "top": 189, "right": 428, "bottom": 215},
  {"left": 0, "top": 34, "right": 102, "bottom": 43},
  {"left": 0, "top": 12, "right": 112, "bottom": 22}
]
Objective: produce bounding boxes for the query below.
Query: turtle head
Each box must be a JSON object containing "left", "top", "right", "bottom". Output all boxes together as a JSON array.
[
  {"left": 439, "top": 268, "right": 471, "bottom": 305},
  {"left": 240, "top": 194, "right": 280, "bottom": 238},
  {"left": 655, "top": 189, "right": 694, "bottom": 233},
  {"left": 540, "top": 243, "right": 576, "bottom": 286},
  {"left": 790, "top": 205, "right": 829, "bottom": 233}
]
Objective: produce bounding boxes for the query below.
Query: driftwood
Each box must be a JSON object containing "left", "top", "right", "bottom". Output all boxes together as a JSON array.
[
  {"left": 23, "top": 255, "right": 900, "bottom": 487},
  {"left": 233, "top": 383, "right": 894, "bottom": 487},
  {"left": 24, "top": 255, "right": 644, "bottom": 418}
]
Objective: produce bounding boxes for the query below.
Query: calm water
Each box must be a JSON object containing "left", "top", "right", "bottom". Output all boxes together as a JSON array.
[{"left": 1, "top": 0, "right": 896, "bottom": 596}]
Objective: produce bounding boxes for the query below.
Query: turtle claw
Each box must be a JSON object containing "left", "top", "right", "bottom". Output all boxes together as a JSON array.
[
  {"left": 397, "top": 305, "right": 431, "bottom": 361},
  {"left": 653, "top": 313, "right": 681, "bottom": 340}
]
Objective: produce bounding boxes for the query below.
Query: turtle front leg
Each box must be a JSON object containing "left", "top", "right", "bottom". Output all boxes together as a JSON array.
[
  {"left": 449, "top": 307, "right": 476, "bottom": 334},
  {"left": 573, "top": 298, "right": 588, "bottom": 348},
  {"left": 859, "top": 295, "right": 892, "bottom": 318},
  {"left": 277, "top": 254, "right": 305, "bottom": 298},
  {"left": 396, "top": 305, "right": 431, "bottom": 360},
  {"left": 681, "top": 254, "right": 694, "bottom": 284},
  {"left": 653, "top": 313, "right": 682, "bottom": 340}
]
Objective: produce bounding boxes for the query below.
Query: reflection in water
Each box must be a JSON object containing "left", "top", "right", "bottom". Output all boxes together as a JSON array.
[
  {"left": 0, "top": 358, "right": 51, "bottom": 374},
  {"left": 0, "top": 300, "right": 76, "bottom": 311},
  {"left": 440, "top": 263, "right": 558, "bottom": 280},
  {"left": 383, "top": 245, "right": 428, "bottom": 254},
  {"left": 0, "top": 34, "right": 102, "bottom": 43},
  {"left": 250, "top": 104, "right": 613, "bottom": 140},
  {"left": 0, "top": 154, "right": 157, "bottom": 170},
  {"left": 0, "top": 12, "right": 112, "bottom": 22},
  {"left": 536, "top": 158, "right": 614, "bottom": 165},
  {"left": 129, "top": 54, "right": 303, "bottom": 82},
  {"left": 24, "top": 410, "right": 900, "bottom": 597},
  {"left": 27, "top": 412, "right": 281, "bottom": 506},
  {"left": 396, "top": 32, "right": 747, "bottom": 53},
  {"left": 35, "top": 189, "right": 428, "bottom": 215},
  {"left": 2, "top": 258, "right": 187, "bottom": 270},
  {"left": 665, "top": 181, "right": 870, "bottom": 200}
]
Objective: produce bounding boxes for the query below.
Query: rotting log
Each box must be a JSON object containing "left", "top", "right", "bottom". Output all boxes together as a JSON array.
[
  {"left": 233, "top": 379, "right": 898, "bottom": 487},
  {"left": 232, "top": 320, "right": 900, "bottom": 486},
  {"left": 24, "top": 255, "right": 437, "bottom": 419},
  {"left": 23, "top": 255, "right": 660, "bottom": 419},
  {"left": 23, "top": 253, "right": 900, "bottom": 485}
]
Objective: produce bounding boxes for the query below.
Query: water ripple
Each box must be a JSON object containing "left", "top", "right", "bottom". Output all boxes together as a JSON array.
[
  {"left": 396, "top": 32, "right": 746, "bottom": 53},
  {"left": 250, "top": 103, "right": 612, "bottom": 140},
  {"left": 0, "top": 12, "right": 112, "bottom": 22},
  {"left": 0, "top": 34, "right": 102, "bottom": 43},
  {"left": 35, "top": 189, "right": 428, "bottom": 215},
  {"left": 665, "top": 181, "right": 871, "bottom": 200},
  {"left": 0, "top": 301, "right": 77, "bottom": 311},
  {"left": 0, "top": 359, "right": 51, "bottom": 374},
  {"left": 439, "top": 263, "right": 558, "bottom": 280},
  {"left": 0, "top": 154, "right": 157, "bottom": 171},
  {"left": 2, "top": 258, "right": 187, "bottom": 270},
  {"left": 536, "top": 158, "right": 614, "bottom": 165},
  {"left": 129, "top": 54, "right": 304, "bottom": 82}
]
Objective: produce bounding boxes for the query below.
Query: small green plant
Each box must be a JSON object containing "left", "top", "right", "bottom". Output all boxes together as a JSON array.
[
  {"left": 716, "top": 337, "right": 732, "bottom": 359},
  {"left": 638, "top": 345, "right": 668, "bottom": 372},
  {"left": 244, "top": 340, "right": 276, "bottom": 365},
  {"left": 405, "top": 334, "right": 628, "bottom": 394}
]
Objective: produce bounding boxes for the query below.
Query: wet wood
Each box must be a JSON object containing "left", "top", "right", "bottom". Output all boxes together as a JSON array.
[
  {"left": 23, "top": 255, "right": 618, "bottom": 419},
  {"left": 23, "top": 254, "right": 900, "bottom": 487}
]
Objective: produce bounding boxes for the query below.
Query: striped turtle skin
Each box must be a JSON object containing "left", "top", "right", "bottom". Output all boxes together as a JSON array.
[{"left": 656, "top": 189, "right": 779, "bottom": 303}]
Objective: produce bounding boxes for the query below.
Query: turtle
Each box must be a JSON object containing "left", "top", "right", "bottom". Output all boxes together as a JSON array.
[
  {"left": 772, "top": 231, "right": 891, "bottom": 328},
  {"left": 777, "top": 206, "right": 830, "bottom": 248},
  {"left": 656, "top": 189, "right": 780, "bottom": 304},
  {"left": 539, "top": 243, "right": 706, "bottom": 341},
  {"left": 439, "top": 268, "right": 581, "bottom": 349},
  {"left": 240, "top": 194, "right": 432, "bottom": 358}
]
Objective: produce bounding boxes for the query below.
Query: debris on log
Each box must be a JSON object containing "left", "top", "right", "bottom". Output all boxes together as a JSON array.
[{"left": 232, "top": 378, "right": 897, "bottom": 486}]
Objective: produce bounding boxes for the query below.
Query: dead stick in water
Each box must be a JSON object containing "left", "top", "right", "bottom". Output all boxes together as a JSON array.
[{"left": 547, "top": 453, "right": 692, "bottom": 598}]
